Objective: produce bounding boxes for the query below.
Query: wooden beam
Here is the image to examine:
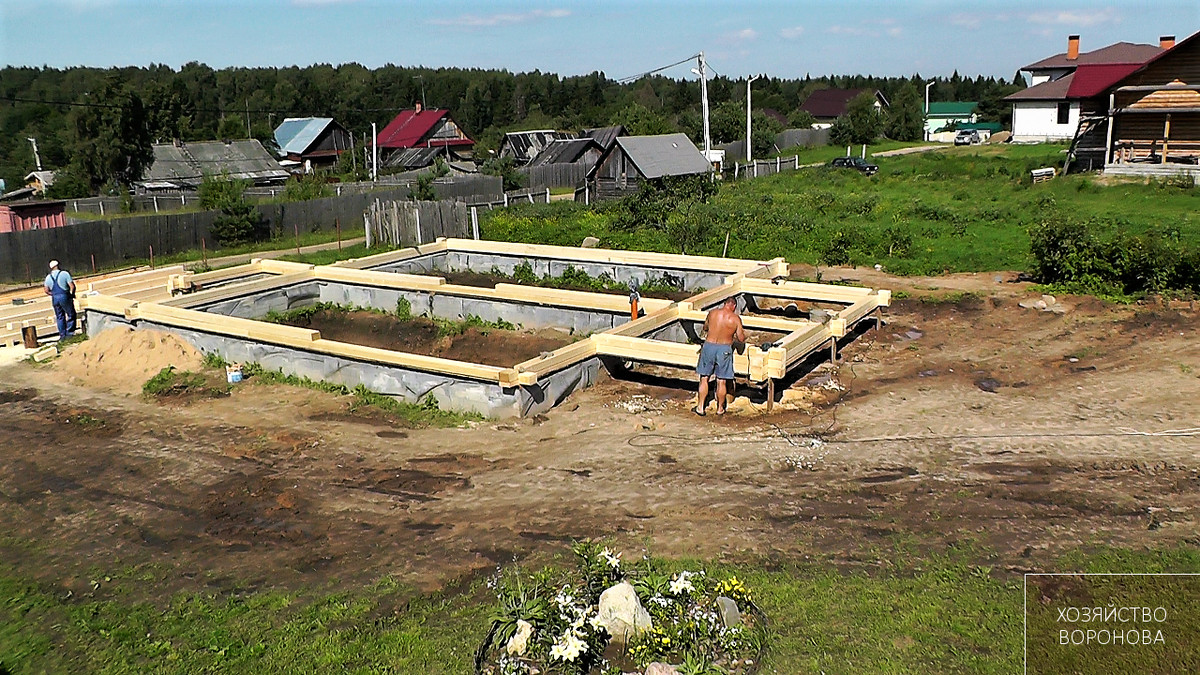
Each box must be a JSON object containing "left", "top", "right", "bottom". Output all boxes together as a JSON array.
[
  {"left": 161, "top": 272, "right": 316, "bottom": 308},
  {"left": 78, "top": 294, "right": 138, "bottom": 315},
  {"left": 737, "top": 277, "right": 873, "bottom": 303},
  {"left": 256, "top": 259, "right": 315, "bottom": 274},
  {"left": 675, "top": 284, "right": 737, "bottom": 312},
  {"left": 314, "top": 266, "right": 446, "bottom": 289},
  {"left": 443, "top": 238, "right": 765, "bottom": 274},
  {"left": 492, "top": 283, "right": 671, "bottom": 313},
  {"left": 512, "top": 339, "right": 598, "bottom": 380},
  {"left": 606, "top": 305, "right": 681, "bottom": 336},
  {"left": 677, "top": 309, "right": 812, "bottom": 333},
  {"left": 593, "top": 333, "right": 759, "bottom": 379},
  {"left": 135, "top": 303, "right": 322, "bottom": 343},
  {"left": 87, "top": 265, "right": 185, "bottom": 292}
]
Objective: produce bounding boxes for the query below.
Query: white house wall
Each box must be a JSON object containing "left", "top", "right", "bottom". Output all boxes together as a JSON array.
[{"left": 1011, "top": 102, "right": 1079, "bottom": 142}]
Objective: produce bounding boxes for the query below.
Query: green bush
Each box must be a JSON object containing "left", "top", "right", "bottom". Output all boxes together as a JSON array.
[{"left": 200, "top": 174, "right": 267, "bottom": 245}]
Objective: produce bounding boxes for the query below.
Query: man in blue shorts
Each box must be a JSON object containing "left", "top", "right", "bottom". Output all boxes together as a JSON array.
[
  {"left": 43, "top": 260, "right": 77, "bottom": 341},
  {"left": 695, "top": 297, "right": 746, "bottom": 416}
]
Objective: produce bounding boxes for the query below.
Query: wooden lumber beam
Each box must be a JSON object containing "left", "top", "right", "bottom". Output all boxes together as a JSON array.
[
  {"left": 744, "top": 258, "right": 789, "bottom": 279},
  {"left": 314, "top": 266, "right": 446, "bottom": 289},
  {"left": 255, "top": 259, "right": 314, "bottom": 274},
  {"left": 332, "top": 240, "right": 450, "bottom": 269},
  {"left": 78, "top": 294, "right": 138, "bottom": 315},
  {"left": 606, "top": 305, "right": 681, "bottom": 337},
  {"left": 737, "top": 277, "right": 874, "bottom": 303},
  {"left": 443, "top": 238, "right": 765, "bottom": 274},
  {"left": 512, "top": 339, "right": 598, "bottom": 380},
  {"left": 674, "top": 284, "right": 737, "bottom": 312},
  {"left": 837, "top": 297, "right": 879, "bottom": 327},
  {"left": 776, "top": 323, "right": 835, "bottom": 369},
  {"left": 161, "top": 272, "right": 315, "bottom": 308},
  {"left": 135, "top": 303, "right": 322, "bottom": 343},
  {"left": 492, "top": 283, "right": 671, "bottom": 314},
  {"left": 677, "top": 309, "right": 812, "bottom": 333},
  {"left": 86, "top": 265, "right": 184, "bottom": 292},
  {"left": 593, "top": 333, "right": 759, "bottom": 379}
]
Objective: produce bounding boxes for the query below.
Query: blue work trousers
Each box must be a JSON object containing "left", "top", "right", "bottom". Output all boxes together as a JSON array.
[{"left": 51, "top": 293, "right": 77, "bottom": 341}]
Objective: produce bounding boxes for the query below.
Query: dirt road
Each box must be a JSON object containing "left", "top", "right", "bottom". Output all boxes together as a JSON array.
[{"left": 1, "top": 285, "right": 1196, "bottom": 599}]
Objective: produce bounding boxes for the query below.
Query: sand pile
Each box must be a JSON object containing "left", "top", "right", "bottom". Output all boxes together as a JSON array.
[{"left": 56, "top": 327, "right": 207, "bottom": 395}]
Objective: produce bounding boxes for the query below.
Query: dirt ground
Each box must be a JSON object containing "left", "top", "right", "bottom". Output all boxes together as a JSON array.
[
  {"left": 1, "top": 274, "right": 1197, "bottom": 602},
  {"left": 280, "top": 309, "right": 577, "bottom": 368}
]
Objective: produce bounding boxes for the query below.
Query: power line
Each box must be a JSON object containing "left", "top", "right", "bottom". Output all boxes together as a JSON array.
[{"left": 616, "top": 54, "right": 700, "bottom": 84}]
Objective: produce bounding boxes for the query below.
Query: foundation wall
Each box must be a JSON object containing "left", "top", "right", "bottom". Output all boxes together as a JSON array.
[
  {"left": 190, "top": 281, "right": 323, "bottom": 318},
  {"left": 367, "top": 251, "right": 729, "bottom": 292}
]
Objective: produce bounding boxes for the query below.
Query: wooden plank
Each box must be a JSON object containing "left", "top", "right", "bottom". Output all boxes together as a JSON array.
[
  {"left": 776, "top": 323, "right": 834, "bottom": 369},
  {"left": 255, "top": 259, "right": 315, "bottom": 274},
  {"left": 161, "top": 272, "right": 315, "bottom": 308},
  {"left": 512, "top": 339, "right": 598, "bottom": 378},
  {"left": 314, "top": 266, "right": 446, "bottom": 289},
  {"left": 675, "top": 284, "right": 737, "bottom": 312},
  {"left": 744, "top": 258, "right": 788, "bottom": 279},
  {"left": 737, "top": 277, "right": 873, "bottom": 303},
  {"left": 493, "top": 283, "right": 671, "bottom": 313},
  {"left": 87, "top": 265, "right": 184, "bottom": 292},
  {"left": 594, "top": 333, "right": 758, "bottom": 378},
  {"left": 136, "top": 303, "right": 321, "bottom": 343},
  {"left": 837, "top": 297, "right": 878, "bottom": 327},
  {"left": 187, "top": 261, "right": 265, "bottom": 286},
  {"left": 78, "top": 294, "right": 138, "bottom": 315},
  {"left": 677, "top": 309, "right": 812, "bottom": 333},
  {"left": 443, "top": 238, "right": 765, "bottom": 273},
  {"left": 606, "top": 305, "right": 681, "bottom": 337}
]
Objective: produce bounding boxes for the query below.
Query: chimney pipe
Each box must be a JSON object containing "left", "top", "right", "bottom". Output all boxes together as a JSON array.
[
  {"left": 1160, "top": 35, "right": 1175, "bottom": 50},
  {"left": 414, "top": 101, "right": 423, "bottom": 114},
  {"left": 1067, "top": 35, "right": 1080, "bottom": 60}
]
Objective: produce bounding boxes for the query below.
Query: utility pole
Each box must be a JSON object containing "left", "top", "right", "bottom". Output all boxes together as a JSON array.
[
  {"left": 414, "top": 75, "right": 427, "bottom": 109},
  {"left": 692, "top": 53, "right": 711, "bottom": 158},
  {"left": 924, "top": 81, "right": 935, "bottom": 141},
  {"left": 746, "top": 74, "right": 761, "bottom": 163},
  {"left": 371, "top": 122, "right": 378, "bottom": 181},
  {"left": 245, "top": 99, "right": 251, "bottom": 138},
  {"left": 26, "top": 137, "right": 42, "bottom": 171}
]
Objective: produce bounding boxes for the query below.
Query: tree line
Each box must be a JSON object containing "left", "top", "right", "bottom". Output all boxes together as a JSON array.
[{"left": 0, "top": 62, "right": 1024, "bottom": 197}]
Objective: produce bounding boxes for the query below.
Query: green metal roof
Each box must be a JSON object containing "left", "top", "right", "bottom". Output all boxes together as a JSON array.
[{"left": 926, "top": 101, "right": 978, "bottom": 117}]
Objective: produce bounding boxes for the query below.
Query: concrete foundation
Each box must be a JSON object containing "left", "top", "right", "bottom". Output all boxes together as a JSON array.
[
  {"left": 368, "top": 251, "right": 728, "bottom": 292},
  {"left": 85, "top": 309, "right": 602, "bottom": 418}
]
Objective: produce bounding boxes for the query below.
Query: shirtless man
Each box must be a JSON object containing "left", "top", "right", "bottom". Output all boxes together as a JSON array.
[{"left": 695, "top": 297, "right": 746, "bottom": 416}]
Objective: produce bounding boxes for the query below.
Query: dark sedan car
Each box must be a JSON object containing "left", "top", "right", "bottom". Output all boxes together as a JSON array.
[{"left": 829, "top": 156, "right": 878, "bottom": 175}]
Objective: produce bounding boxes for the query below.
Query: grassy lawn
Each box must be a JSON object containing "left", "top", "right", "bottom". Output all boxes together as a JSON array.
[
  {"left": 765, "top": 139, "right": 935, "bottom": 165},
  {"left": 483, "top": 143, "right": 1199, "bottom": 277},
  {"left": 3, "top": 546, "right": 1197, "bottom": 674}
]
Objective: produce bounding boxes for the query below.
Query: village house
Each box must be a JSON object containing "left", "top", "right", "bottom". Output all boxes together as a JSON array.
[
  {"left": 925, "top": 102, "right": 978, "bottom": 136},
  {"left": 797, "top": 88, "right": 889, "bottom": 128},
  {"left": 1005, "top": 34, "right": 1167, "bottom": 142},
  {"left": 376, "top": 103, "right": 474, "bottom": 172},
  {"left": 583, "top": 133, "right": 711, "bottom": 202},
  {"left": 498, "top": 130, "right": 574, "bottom": 165},
  {"left": 136, "top": 139, "right": 290, "bottom": 192},
  {"left": 273, "top": 117, "right": 352, "bottom": 172}
]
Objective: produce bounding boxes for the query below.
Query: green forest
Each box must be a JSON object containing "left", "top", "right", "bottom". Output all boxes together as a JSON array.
[{"left": 0, "top": 62, "right": 1022, "bottom": 197}]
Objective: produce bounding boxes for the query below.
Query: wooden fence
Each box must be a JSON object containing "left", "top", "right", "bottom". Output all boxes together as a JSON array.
[
  {"left": 522, "top": 162, "right": 590, "bottom": 191},
  {"left": 364, "top": 199, "right": 470, "bottom": 249}
]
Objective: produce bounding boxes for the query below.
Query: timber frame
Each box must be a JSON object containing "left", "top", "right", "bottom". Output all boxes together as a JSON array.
[{"left": 81, "top": 239, "right": 890, "bottom": 413}]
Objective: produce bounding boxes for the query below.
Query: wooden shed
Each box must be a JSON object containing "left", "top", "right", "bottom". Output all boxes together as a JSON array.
[
  {"left": 584, "top": 133, "right": 711, "bottom": 202},
  {"left": 0, "top": 200, "right": 67, "bottom": 233}
]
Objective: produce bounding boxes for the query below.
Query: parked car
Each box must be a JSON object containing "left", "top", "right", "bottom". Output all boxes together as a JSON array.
[
  {"left": 954, "top": 129, "right": 982, "bottom": 146},
  {"left": 829, "top": 156, "right": 878, "bottom": 175}
]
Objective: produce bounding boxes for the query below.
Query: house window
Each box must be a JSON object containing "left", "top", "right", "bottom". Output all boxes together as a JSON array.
[{"left": 1057, "top": 102, "right": 1071, "bottom": 125}]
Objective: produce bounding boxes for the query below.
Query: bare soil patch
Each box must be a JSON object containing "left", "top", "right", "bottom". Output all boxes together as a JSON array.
[
  {"left": 0, "top": 282, "right": 1196, "bottom": 601},
  {"left": 277, "top": 309, "right": 575, "bottom": 367}
]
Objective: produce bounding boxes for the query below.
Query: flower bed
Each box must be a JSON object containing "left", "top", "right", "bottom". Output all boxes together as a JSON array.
[{"left": 476, "top": 542, "right": 767, "bottom": 675}]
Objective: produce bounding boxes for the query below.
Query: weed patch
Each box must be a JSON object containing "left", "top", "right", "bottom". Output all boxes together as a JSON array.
[{"left": 142, "top": 366, "right": 230, "bottom": 401}]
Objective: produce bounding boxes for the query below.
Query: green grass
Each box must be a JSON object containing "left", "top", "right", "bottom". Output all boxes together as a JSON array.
[
  {"left": 765, "top": 139, "right": 935, "bottom": 165},
  {"left": 141, "top": 366, "right": 230, "bottom": 400},
  {"left": 2, "top": 546, "right": 1197, "bottom": 674},
  {"left": 482, "top": 144, "right": 1199, "bottom": 278}
]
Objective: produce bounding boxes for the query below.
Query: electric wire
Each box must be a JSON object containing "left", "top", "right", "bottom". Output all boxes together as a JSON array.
[{"left": 616, "top": 54, "right": 700, "bottom": 84}]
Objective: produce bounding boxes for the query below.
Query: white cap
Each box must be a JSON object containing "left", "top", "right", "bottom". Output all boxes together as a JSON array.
[{"left": 48, "top": 260, "right": 59, "bottom": 269}]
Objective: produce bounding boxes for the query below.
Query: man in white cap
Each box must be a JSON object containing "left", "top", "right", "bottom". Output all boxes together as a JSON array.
[{"left": 43, "top": 260, "right": 77, "bottom": 341}]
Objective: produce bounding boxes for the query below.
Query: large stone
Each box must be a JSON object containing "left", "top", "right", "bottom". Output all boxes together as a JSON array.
[
  {"left": 581, "top": 236, "right": 601, "bottom": 248},
  {"left": 716, "top": 596, "right": 741, "bottom": 627},
  {"left": 596, "top": 581, "right": 653, "bottom": 644},
  {"left": 645, "top": 663, "right": 680, "bottom": 675}
]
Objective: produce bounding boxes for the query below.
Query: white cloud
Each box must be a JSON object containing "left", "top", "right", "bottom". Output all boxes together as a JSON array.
[
  {"left": 731, "top": 28, "right": 758, "bottom": 40},
  {"left": 780, "top": 25, "right": 805, "bottom": 39},
  {"left": 430, "top": 8, "right": 570, "bottom": 28},
  {"left": 949, "top": 14, "right": 982, "bottom": 30},
  {"left": 826, "top": 24, "right": 867, "bottom": 36},
  {"left": 1026, "top": 8, "right": 1117, "bottom": 26},
  {"left": 887, "top": 26, "right": 903, "bottom": 37}
]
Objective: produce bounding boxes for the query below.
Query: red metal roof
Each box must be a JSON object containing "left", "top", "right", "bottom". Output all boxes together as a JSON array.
[
  {"left": 799, "top": 89, "right": 883, "bottom": 119},
  {"left": 376, "top": 109, "right": 473, "bottom": 149},
  {"left": 1065, "top": 63, "right": 1144, "bottom": 98}
]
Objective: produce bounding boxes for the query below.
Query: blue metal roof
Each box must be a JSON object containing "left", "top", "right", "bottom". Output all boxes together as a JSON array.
[{"left": 274, "top": 117, "right": 333, "bottom": 156}]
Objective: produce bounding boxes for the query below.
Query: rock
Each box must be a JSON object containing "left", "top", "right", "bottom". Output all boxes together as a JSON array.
[
  {"left": 645, "top": 663, "right": 680, "bottom": 675},
  {"left": 1040, "top": 294, "right": 1057, "bottom": 307},
  {"left": 809, "top": 308, "right": 832, "bottom": 323},
  {"left": 596, "top": 581, "right": 652, "bottom": 644},
  {"left": 716, "top": 596, "right": 741, "bottom": 627},
  {"left": 505, "top": 619, "right": 534, "bottom": 656},
  {"left": 581, "top": 236, "right": 601, "bottom": 248}
]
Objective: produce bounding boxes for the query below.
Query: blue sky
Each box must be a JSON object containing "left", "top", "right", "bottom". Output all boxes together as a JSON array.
[{"left": 1, "top": 1, "right": 1196, "bottom": 80}]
